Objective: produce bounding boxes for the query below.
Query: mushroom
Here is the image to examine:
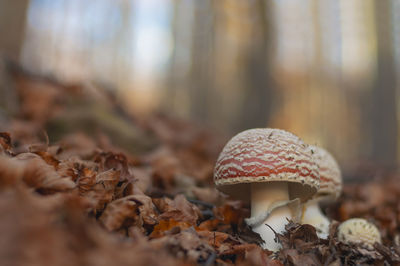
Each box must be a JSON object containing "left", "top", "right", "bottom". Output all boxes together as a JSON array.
[
  {"left": 214, "top": 128, "right": 319, "bottom": 251},
  {"left": 301, "top": 145, "right": 342, "bottom": 238},
  {"left": 338, "top": 218, "right": 381, "bottom": 249}
]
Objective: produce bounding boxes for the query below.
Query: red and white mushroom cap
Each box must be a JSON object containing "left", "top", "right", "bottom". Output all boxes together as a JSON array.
[
  {"left": 214, "top": 128, "right": 320, "bottom": 202},
  {"left": 309, "top": 145, "right": 342, "bottom": 199}
]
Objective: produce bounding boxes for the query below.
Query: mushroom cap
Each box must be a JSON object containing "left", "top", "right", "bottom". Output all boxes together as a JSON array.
[
  {"left": 338, "top": 218, "right": 381, "bottom": 249},
  {"left": 214, "top": 128, "right": 320, "bottom": 203},
  {"left": 309, "top": 145, "right": 342, "bottom": 199}
]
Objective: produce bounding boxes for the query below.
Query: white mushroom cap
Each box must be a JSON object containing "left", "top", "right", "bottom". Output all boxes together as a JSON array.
[
  {"left": 338, "top": 218, "right": 381, "bottom": 249},
  {"left": 310, "top": 145, "right": 342, "bottom": 199},
  {"left": 214, "top": 128, "right": 320, "bottom": 202}
]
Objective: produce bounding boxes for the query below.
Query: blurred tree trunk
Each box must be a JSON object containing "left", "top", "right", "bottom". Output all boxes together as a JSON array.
[
  {"left": 189, "top": 0, "right": 215, "bottom": 122},
  {"left": 0, "top": 0, "right": 29, "bottom": 114},
  {"left": 0, "top": 0, "right": 29, "bottom": 60},
  {"left": 310, "top": 0, "right": 324, "bottom": 138},
  {"left": 112, "top": 0, "right": 134, "bottom": 90},
  {"left": 165, "top": 0, "right": 180, "bottom": 111},
  {"left": 237, "top": 0, "right": 274, "bottom": 131},
  {"left": 371, "top": 0, "right": 398, "bottom": 166}
]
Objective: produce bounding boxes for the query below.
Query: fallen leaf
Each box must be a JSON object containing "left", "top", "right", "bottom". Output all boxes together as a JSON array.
[
  {"left": 158, "top": 194, "right": 202, "bottom": 225},
  {"left": 150, "top": 219, "right": 192, "bottom": 238},
  {"left": 100, "top": 196, "right": 139, "bottom": 231}
]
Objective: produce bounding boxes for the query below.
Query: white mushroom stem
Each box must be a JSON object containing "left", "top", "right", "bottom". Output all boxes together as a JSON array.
[
  {"left": 248, "top": 182, "right": 292, "bottom": 251},
  {"left": 301, "top": 198, "right": 330, "bottom": 238}
]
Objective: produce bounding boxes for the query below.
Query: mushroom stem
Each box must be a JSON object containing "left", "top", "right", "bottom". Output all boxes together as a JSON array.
[
  {"left": 250, "top": 182, "right": 291, "bottom": 251},
  {"left": 301, "top": 198, "right": 330, "bottom": 238}
]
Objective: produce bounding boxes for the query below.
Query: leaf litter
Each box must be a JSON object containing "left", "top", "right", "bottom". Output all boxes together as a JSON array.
[{"left": 0, "top": 63, "right": 400, "bottom": 265}]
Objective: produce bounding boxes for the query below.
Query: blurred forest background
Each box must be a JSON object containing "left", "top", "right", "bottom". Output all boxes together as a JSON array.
[{"left": 0, "top": 0, "right": 399, "bottom": 173}]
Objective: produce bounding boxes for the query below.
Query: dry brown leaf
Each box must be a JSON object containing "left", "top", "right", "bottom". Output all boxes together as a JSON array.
[
  {"left": 0, "top": 155, "right": 24, "bottom": 187},
  {"left": 151, "top": 228, "right": 214, "bottom": 264},
  {"left": 214, "top": 201, "right": 249, "bottom": 226},
  {"left": 131, "top": 193, "right": 158, "bottom": 226},
  {"left": 0, "top": 132, "right": 12, "bottom": 155},
  {"left": 198, "top": 230, "right": 241, "bottom": 249},
  {"left": 197, "top": 218, "right": 220, "bottom": 231},
  {"left": 100, "top": 196, "right": 139, "bottom": 231},
  {"left": 153, "top": 197, "right": 175, "bottom": 213},
  {"left": 150, "top": 219, "right": 192, "bottom": 238},
  {"left": 34, "top": 150, "right": 60, "bottom": 168},
  {"left": 94, "top": 151, "right": 130, "bottom": 181},
  {"left": 77, "top": 169, "right": 120, "bottom": 211},
  {"left": 238, "top": 248, "right": 281, "bottom": 266},
  {"left": 56, "top": 158, "right": 81, "bottom": 181},
  {"left": 158, "top": 194, "right": 202, "bottom": 225},
  {"left": 19, "top": 156, "right": 76, "bottom": 193}
]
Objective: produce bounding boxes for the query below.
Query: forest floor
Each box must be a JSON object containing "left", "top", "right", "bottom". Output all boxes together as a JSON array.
[{"left": 1, "top": 63, "right": 400, "bottom": 265}]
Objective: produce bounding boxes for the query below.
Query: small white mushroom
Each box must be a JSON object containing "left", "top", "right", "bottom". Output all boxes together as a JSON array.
[
  {"left": 214, "top": 128, "right": 320, "bottom": 251},
  {"left": 338, "top": 218, "right": 381, "bottom": 249},
  {"left": 301, "top": 145, "right": 342, "bottom": 238}
]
